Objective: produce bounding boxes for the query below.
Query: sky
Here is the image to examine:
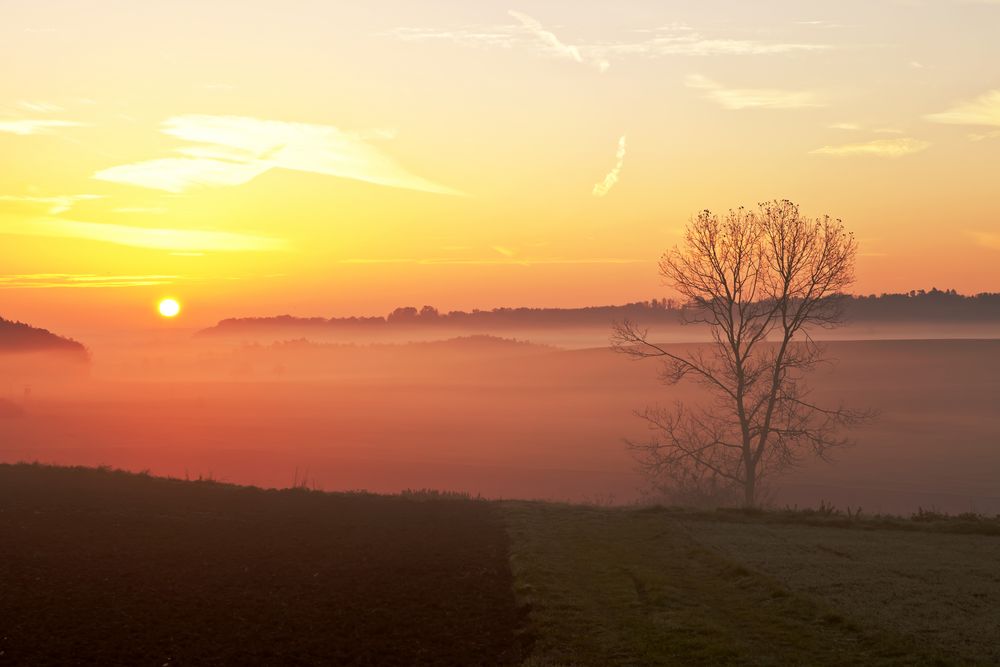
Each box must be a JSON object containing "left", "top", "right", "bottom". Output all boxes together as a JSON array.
[{"left": 2, "top": 0, "right": 1000, "bottom": 333}]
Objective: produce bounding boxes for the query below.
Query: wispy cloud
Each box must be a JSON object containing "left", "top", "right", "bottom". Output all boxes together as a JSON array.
[
  {"left": 338, "top": 256, "right": 643, "bottom": 266},
  {"left": 113, "top": 206, "right": 168, "bottom": 214},
  {"left": 390, "top": 11, "right": 609, "bottom": 71},
  {"left": 969, "top": 231, "right": 1000, "bottom": 250},
  {"left": 0, "top": 194, "right": 103, "bottom": 215},
  {"left": 829, "top": 122, "right": 903, "bottom": 134},
  {"left": 507, "top": 11, "right": 583, "bottom": 64},
  {"left": 16, "top": 101, "right": 63, "bottom": 113},
  {"left": 97, "top": 157, "right": 267, "bottom": 194},
  {"left": 386, "top": 18, "right": 828, "bottom": 71},
  {"left": 968, "top": 129, "right": 1000, "bottom": 141},
  {"left": 199, "top": 82, "right": 237, "bottom": 93},
  {"left": 3, "top": 218, "right": 287, "bottom": 252},
  {"left": 794, "top": 19, "right": 846, "bottom": 28},
  {"left": 0, "top": 119, "right": 85, "bottom": 135},
  {"left": 592, "top": 135, "right": 626, "bottom": 197},
  {"left": 925, "top": 90, "right": 1000, "bottom": 127},
  {"left": 0, "top": 273, "right": 178, "bottom": 289},
  {"left": 492, "top": 245, "right": 516, "bottom": 257},
  {"left": 685, "top": 75, "right": 824, "bottom": 110},
  {"left": 596, "top": 24, "right": 830, "bottom": 58},
  {"left": 94, "top": 115, "right": 464, "bottom": 196},
  {"left": 810, "top": 137, "right": 930, "bottom": 157}
]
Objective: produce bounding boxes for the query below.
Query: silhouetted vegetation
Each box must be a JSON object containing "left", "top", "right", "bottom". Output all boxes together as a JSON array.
[
  {"left": 199, "top": 288, "right": 1000, "bottom": 338},
  {"left": 0, "top": 317, "right": 88, "bottom": 359},
  {"left": 265, "top": 334, "right": 547, "bottom": 354},
  {"left": 614, "top": 200, "right": 872, "bottom": 507}
]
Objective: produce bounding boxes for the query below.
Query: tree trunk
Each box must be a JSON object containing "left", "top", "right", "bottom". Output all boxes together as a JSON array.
[{"left": 743, "top": 460, "right": 756, "bottom": 508}]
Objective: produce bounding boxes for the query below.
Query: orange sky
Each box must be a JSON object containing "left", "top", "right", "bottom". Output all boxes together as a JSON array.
[{"left": 2, "top": 1, "right": 1000, "bottom": 334}]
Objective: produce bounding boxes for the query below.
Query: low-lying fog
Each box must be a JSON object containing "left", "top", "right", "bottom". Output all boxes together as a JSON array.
[{"left": 2, "top": 325, "right": 998, "bottom": 514}]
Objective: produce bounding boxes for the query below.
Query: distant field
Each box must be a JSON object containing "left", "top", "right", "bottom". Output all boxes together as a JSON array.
[{"left": 3, "top": 465, "right": 999, "bottom": 665}]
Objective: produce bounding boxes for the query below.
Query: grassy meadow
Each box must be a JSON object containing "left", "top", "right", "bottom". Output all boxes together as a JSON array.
[{"left": 506, "top": 503, "right": 1000, "bottom": 665}]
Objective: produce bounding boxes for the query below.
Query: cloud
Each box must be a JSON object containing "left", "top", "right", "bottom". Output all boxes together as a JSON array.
[
  {"left": 0, "top": 273, "right": 178, "bottom": 289},
  {"left": 3, "top": 218, "right": 287, "bottom": 252},
  {"left": 338, "top": 256, "right": 644, "bottom": 266},
  {"left": 0, "top": 194, "right": 103, "bottom": 215},
  {"left": 794, "top": 20, "right": 846, "bottom": 28},
  {"left": 596, "top": 25, "right": 829, "bottom": 58},
  {"left": 925, "top": 90, "right": 1000, "bottom": 127},
  {"left": 507, "top": 11, "right": 583, "bottom": 63},
  {"left": 492, "top": 245, "right": 516, "bottom": 257},
  {"left": 829, "top": 123, "right": 903, "bottom": 134},
  {"left": 810, "top": 137, "right": 930, "bottom": 157},
  {"left": 388, "top": 12, "right": 607, "bottom": 71},
  {"left": 16, "top": 101, "right": 63, "bottom": 113},
  {"left": 96, "top": 157, "right": 268, "bottom": 194},
  {"left": 94, "top": 115, "right": 464, "bottom": 196},
  {"left": 592, "top": 135, "right": 626, "bottom": 197},
  {"left": 968, "top": 129, "right": 1000, "bottom": 141},
  {"left": 0, "top": 119, "right": 85, "bottom": 135},
  {"left": 386, "top": 19, "right": 827, "bottom": 71},
  {"left": 386, "top": 25, "right": 520, "bottom": 49},
  {"left": 969, "top": 231, "right": 1000, "bottom": 250},
  {"left": 685, "top": 75, "right": 824, "bottom": 110},
  {"left": 199, "top": 82, "right": 237, "bottom": 93},
  {"left": 113, "top": 206, "right": 168, "bottom": 214}
]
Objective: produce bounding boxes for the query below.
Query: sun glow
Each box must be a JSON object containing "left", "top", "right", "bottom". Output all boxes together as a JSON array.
[{"left": 157, "top": 298, "right": 181, "bottom": 318}]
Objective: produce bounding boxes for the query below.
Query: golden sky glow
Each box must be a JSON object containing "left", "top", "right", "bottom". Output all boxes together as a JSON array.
[{"left": 2, "top": 1, "right": 999, "bottom": 332}]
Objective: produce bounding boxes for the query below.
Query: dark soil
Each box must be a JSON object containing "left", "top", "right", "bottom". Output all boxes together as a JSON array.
[{"left": 0, "top": 464, "right": 527, "bottom": 666}]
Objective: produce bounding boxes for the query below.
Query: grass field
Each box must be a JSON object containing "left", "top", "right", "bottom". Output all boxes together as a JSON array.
[
  {"left": 684, "top": 515, "right": 1000, "bottom": 664},
  {"left": 506, "top": 503, "right": 1000, "bottom": 665},
  {"left": 2, "top": 464, "right": 998, "bottom": 665}
]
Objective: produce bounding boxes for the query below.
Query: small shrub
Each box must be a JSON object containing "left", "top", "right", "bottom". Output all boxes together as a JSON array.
[{"left": 400, "top": 488, "right": 476, "bottom": 501}]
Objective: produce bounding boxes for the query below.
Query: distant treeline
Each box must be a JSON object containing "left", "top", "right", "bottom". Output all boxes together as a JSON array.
[
  {"left": 0, "top": 317, "right": 88, "bottom": 358},
  {"left": 203, "top": 289, "right": 1000, "bottom": 335}
]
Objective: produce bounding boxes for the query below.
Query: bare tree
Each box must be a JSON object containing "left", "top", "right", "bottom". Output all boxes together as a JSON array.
[{"left": 612, "top": 200, "right": 872, "bottom": 507}]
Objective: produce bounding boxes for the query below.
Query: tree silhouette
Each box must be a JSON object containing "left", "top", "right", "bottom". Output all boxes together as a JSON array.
[{"left": 613, "top": 200, "right": 873, "bottom": 507}]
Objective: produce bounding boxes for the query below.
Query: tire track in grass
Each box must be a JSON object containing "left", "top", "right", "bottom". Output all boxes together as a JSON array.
[{"left": 503, "top": 501, "right": 944, "bottom": 666}]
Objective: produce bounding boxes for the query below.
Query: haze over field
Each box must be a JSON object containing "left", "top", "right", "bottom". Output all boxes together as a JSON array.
[{"left": 2, "top": 317, "right": 998, "bottom": 514}]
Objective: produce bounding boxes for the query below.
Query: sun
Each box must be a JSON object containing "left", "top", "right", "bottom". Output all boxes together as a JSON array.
[{"left": 157, "top": 298, "right": 181, "bottom": 318}]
